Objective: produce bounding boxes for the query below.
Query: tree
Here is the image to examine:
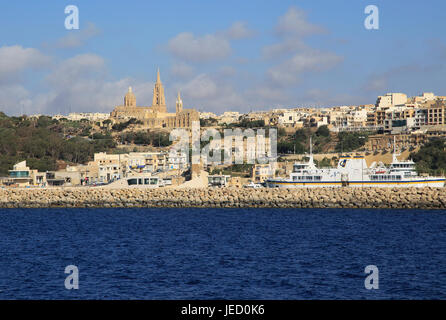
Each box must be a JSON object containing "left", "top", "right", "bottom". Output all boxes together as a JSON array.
[
  {"left": 316, "top": 125, "right": 330, "bottom": 137},
  {"left": 335, "top": 132, "right": 368, "bottom": 152},
  {"left": 411, "top": 138, "right": 446, "bottom": 174}
]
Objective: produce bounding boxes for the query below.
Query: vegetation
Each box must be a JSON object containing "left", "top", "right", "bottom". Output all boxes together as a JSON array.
[
  {"left": 411, "top": 138, "right": 446, "bottom": 175},
  {"left": 111, "top": 118, "right": 142, "bottom": 131},
  {"left": 119, "top": 130, "right": 172, "bottom": 147},
  {"left": 0, "top": 113, "right": 115, "bottom": 175},
  {"left": 315, "top": 157, "right": 333, "bottom": 168},
  {"left": 200, "top": 118, "right": 218, "bottom": 127},
  {"left": 276, "top": 126, "right": 332, "bottom": 154},
  {"left": 335, "top": 132, "right": 370, "bottom": 153},
  {"left": 226, "top": 119, "right": 265, "bottom": 128},
  {"left": 315, "top": 125, "right": 330, "bottom": 137}
]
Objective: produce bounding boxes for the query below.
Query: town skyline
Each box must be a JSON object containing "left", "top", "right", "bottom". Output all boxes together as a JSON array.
[{"left": 1, "top": 1, "right": 446, "bottom": 116}]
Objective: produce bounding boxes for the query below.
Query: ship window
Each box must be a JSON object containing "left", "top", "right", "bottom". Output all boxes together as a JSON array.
[
  {"left": 293, "top": 176, "right": 298, "bottom": 181},
  {"left": 144, "top": 178, "right": 150, "bottom": 185},
  {"left": 314, "top": 176, "right": 322, "bottom": 181},
  {"left": 150, "top": 178, "right": 157, "bottom": 185},
  {"left": 138, "top": 179, "right": 143, "bottom": 185},
  {"left": 128, "top": 178, "right": 138, "bottom": 185},
  {"left": 306, "top": 176, "right": 313, "bottom": 181}
]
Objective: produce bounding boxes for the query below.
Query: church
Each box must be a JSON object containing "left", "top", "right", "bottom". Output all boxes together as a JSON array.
[{"left": 110, "top": 69, "right": 199, "bottom": 128}]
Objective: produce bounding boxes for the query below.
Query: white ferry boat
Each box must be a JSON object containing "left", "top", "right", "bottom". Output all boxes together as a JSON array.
[
  {"left": 104, "top": 174, "right": 163, "bottom": 188},
  {"left": 266, "top": 142, "right": 445, "bottom": 188}
]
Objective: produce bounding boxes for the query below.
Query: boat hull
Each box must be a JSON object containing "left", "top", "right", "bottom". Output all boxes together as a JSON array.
[{"left": 266, "top": 179, "right": 446, "bottom": 188}]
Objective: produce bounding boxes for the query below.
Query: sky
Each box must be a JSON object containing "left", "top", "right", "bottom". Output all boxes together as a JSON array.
[{"left": 1, "top": 0, "right": 446, "bottom": 116}]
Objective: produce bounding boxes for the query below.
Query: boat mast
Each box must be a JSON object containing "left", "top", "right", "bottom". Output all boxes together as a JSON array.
[{"left": 310, "top": 136, "right": 313, "bottom": 156}]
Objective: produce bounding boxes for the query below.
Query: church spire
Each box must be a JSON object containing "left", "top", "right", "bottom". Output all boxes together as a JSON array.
[
  {"left": 152, "top": 69, "right": 166, "bottom": 113},
  {"left": 176, "top": 91, "right": 183, "bottom": 113}
]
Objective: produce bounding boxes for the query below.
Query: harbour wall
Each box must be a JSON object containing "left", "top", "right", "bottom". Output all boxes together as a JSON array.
[{"left": 0, "top": 187, "right": 445, "bottom": 209}]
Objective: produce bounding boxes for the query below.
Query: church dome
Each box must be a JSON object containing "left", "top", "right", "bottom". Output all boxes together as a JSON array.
[{"left": 124, "top": 86, "right": 136, "bottom": 107}]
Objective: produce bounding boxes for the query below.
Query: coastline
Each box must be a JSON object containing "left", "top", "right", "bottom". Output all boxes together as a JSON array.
[{"left": 1, "top": 187, "right": 445, "bottom": 209}]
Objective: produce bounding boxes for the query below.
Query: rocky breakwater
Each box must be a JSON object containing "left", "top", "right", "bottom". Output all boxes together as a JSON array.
[{"left": 0, "top": 187, "right": 445, "bottom": 209}]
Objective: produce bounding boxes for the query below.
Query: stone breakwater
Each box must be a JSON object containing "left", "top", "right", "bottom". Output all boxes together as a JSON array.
[{"left": 0, "top": 187, "right": 445, "bottom": 209}]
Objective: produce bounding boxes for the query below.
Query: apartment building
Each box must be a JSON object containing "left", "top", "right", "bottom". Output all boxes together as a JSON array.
[
  {"left": 423, "top": 100, "right": 445, "bottom": 126},
  {"left": 375, "top": 93, "right": 408, "bottom": 109},
  {"left": 4, "top": 161, "right": 46, "bottom": 187},
  {"left": 252, "top": 163, "right": 276, "bottom": 183}
]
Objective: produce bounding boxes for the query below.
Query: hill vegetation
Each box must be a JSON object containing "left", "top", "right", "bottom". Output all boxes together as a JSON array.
[
  {"left": 0, "top": 113, "right": 117, "bottom": 175},
  {"left": 411, "top": 138, "right": 446, "bottom": 175}
]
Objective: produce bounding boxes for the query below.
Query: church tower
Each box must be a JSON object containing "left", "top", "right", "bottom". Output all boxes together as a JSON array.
[
  {"left": 124, "top": 86, "right": 136, "bottom": 107},
  {"left": 176, "top": 91, "right": 183, "bottom": 114},
  {"left": 152, "top": 68, "right": 167, "bottom": 113}
]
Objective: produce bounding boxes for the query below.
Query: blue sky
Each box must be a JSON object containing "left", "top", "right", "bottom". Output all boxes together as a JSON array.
[{"left": 1, "top": 0, "right": 446, "bottom": 115}]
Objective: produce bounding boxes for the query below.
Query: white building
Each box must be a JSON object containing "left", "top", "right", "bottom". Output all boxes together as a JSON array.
[
  {"left": 376, "top": 93, "right": 408, "bottom": 109},
  {"left": 218, "top": 111, "right": 240, "bottom": 125},
  {"left": 199, "top": 112, "right": 217, "bottom": 120},
  {"left": 168, "top": 151, "right": 188, "bottom": 170},
  {"left": 278, "top": 111, "right": 300, "bottom": 126}
]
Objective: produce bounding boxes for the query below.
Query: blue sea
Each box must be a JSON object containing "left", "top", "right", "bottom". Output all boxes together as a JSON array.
[{"left": 0, "top": 208, "right": 445, "bottom": 299}]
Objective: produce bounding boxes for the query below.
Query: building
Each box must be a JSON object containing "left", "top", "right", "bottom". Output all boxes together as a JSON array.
[
  {"left": 376, "top": 93, "right": 408, "bottom": 109},
  {"left": 218, "top": 112, "right": 240, "bottom": 125},
  {"left": 52, "top": 113, "right": 110, "bottom": 122},
  {"left": 252, "top": 163, "right": 276, "bottom": 183},
  {"left": 168, "top": 151, "right": 188, "bottom": 170},
  {"left": 423, "top": 99, "right": 445, "bottom": 126},
  {"left": 199, "top": 112, "right": 217, "bottom": 120},
  {"left": 5, "top": 161, "right": 46, "bottom": 187},
  {"left": 208, "top": 175, "right": 231, "bottom": 187},
  {"left": 110, "top": 69, "right": 199, "bottom": 128},
  {"left": 94, "top": 152, "right": 127, "bottom": 183}
]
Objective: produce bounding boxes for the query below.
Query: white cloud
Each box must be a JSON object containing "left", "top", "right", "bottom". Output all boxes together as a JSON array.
[
  {"left": 0, "top": 84, "right": 32, "bottom": 114},
  {"left": 168, "top": 32, "right": 231, "bottom": 62},
  {"left": 0, "top": 50, "right": 156, "bottom": 115},
  {"left": 218, "top": 66, "right": 236, "bottom": 77},
  {"left": 54, "top": 22, "right": 101, "bottom": 49},
  {"left": 0, "top": 45, "right": 51, "bottom": 83},
  {"left": 173, "top": 73, "right": 247, "bottom": 113},
  {"left": 45, "top": 53, "right": 106, "bottom": 87},
  {"left": 181, "top": 74, "right": 218, "bottom": 99},
  {"left": 302, "top": 89, "right": 366, "bottom": 107},
  {"left": 170, "top": 62, "right": 194, "bottom": 78},
  {"left": 268, "top": 49, "right": 343, "bottom": 86},
  {"left": 223, "top": 21, "right": 254, "bottom": 40},
  {"left": 262, "top": 39, "right": 306, "bottom": 59},
  {"left": 263, "top": 7, "right": 329, "bottom": 60},
  {"left": 275, "top": 6, "right": 326, "bottom": 37},
  {"left": 32, "top": 77, "right": 155, "bottom": 115}
]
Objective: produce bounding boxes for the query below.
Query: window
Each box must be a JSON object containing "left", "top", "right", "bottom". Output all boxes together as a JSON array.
[
  {"left": 128, "top": 179, "right": 138, "bottom": 185},
  {"left": 144, "top": 178, "right": 150, "bottom": 185},
  {"left": 10, "top": 171, "right": 29, "bottom": 178}
]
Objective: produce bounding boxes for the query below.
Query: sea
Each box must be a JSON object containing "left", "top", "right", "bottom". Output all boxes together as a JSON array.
[{"left": 0, "top": 208, "right": 445, "bottom": 300}]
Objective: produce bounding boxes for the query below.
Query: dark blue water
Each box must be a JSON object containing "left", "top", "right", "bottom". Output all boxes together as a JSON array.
[{"left": 1, "top": 208, "right": 446, "bottom": 299}]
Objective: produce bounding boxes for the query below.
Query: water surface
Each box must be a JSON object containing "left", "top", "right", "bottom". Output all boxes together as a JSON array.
[{"left": 0, "top": 208, "right": 445, "bottom": 299}]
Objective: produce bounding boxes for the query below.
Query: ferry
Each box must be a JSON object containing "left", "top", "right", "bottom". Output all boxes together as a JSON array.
[
  {"left": 105, "top": 174, "right": 163, "bottom": 188},
  {"left": 266, "top": 141, "right": 445, "bottom": 188}
]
